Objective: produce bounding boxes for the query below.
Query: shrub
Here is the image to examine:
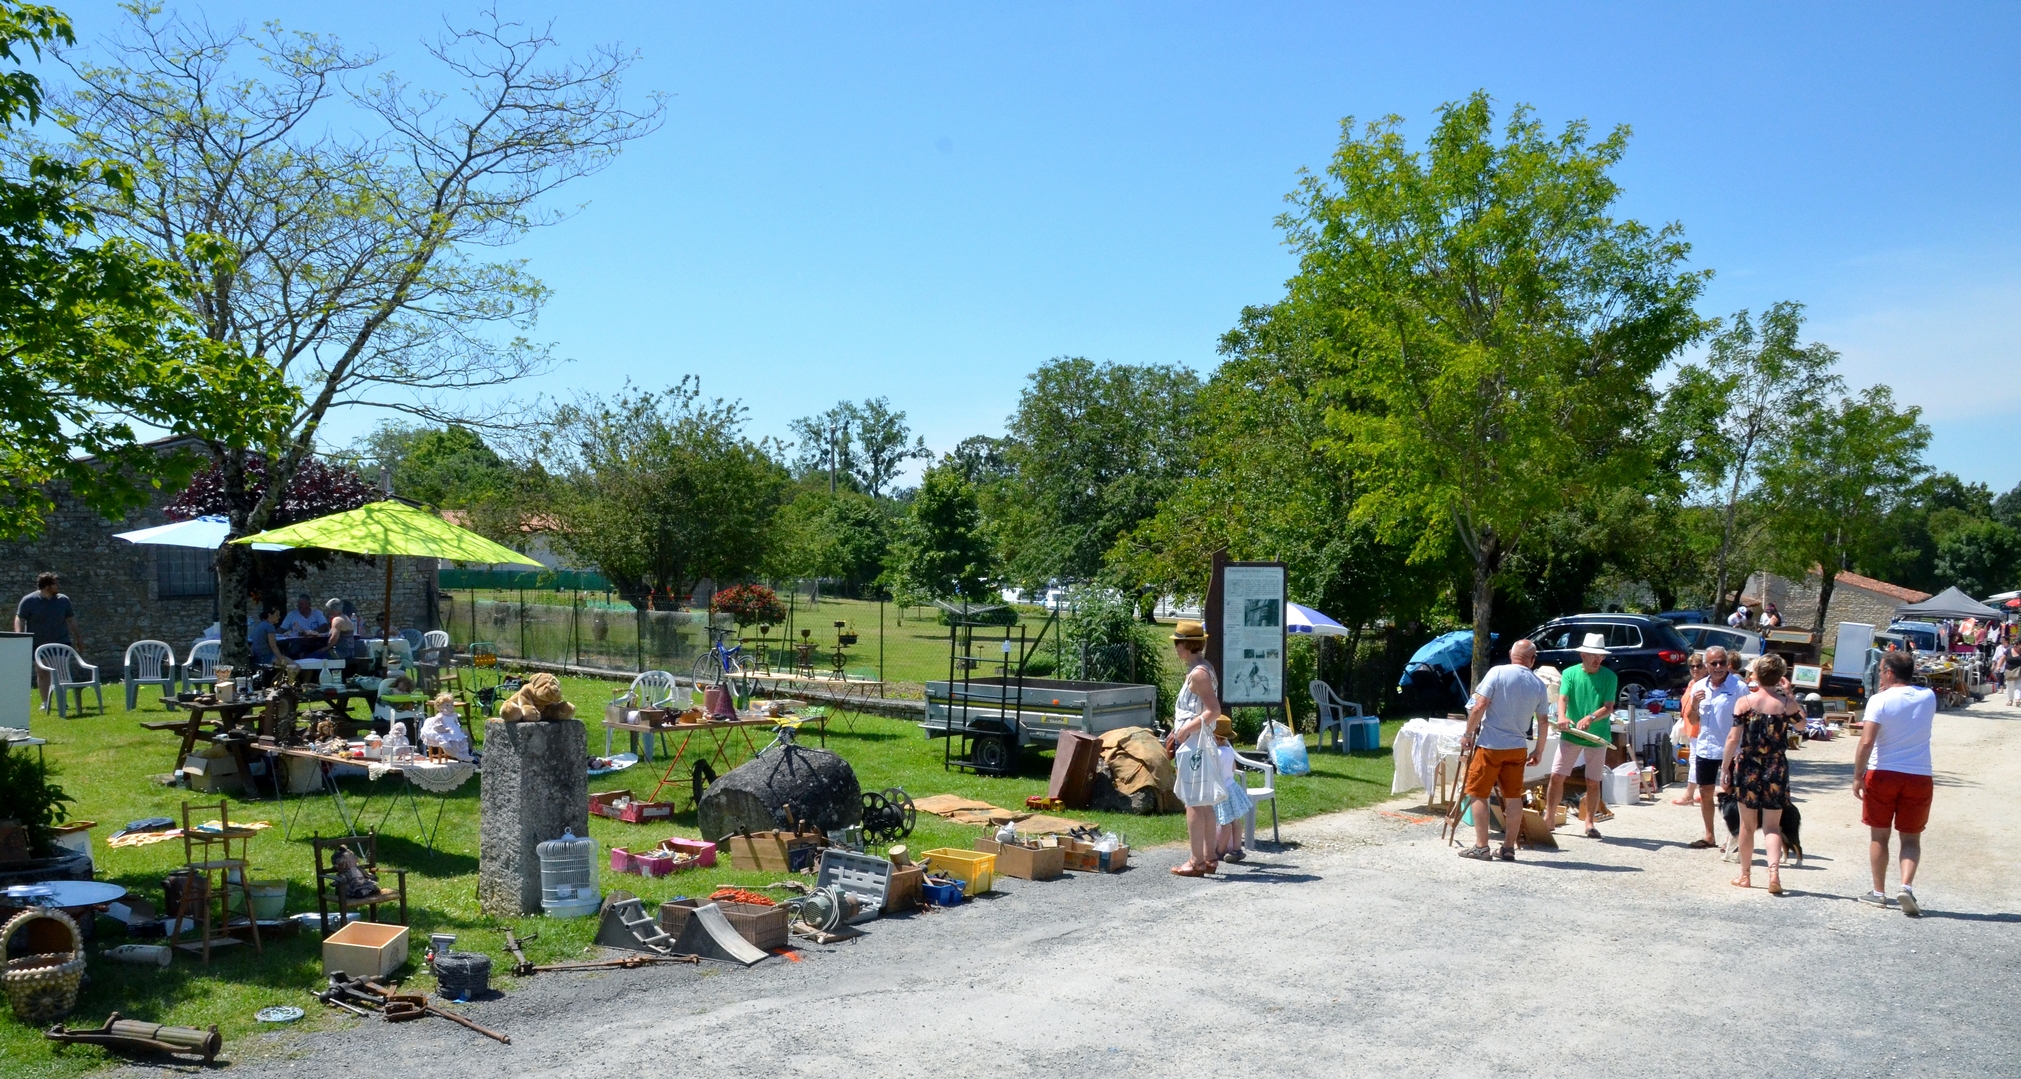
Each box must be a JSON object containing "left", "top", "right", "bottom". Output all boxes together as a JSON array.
[
  {"left": 713, "top": 583, "right": 788, "bottom": 626},
  {"left": 0, "top": 741, "right": 71, "bottom": 858}
]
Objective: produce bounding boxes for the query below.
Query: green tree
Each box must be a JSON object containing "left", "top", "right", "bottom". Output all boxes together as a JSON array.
[
  {"left": 1666, "top": 302, "right": 1844, "bottom": 610},
  {"left": 1277, "top": 92, "right": 1709, "bottom": 679},
  {"left": 886, "top": 460, "right": 993, "bottom": 603},
  {"left": 996, "top": 357, "right": 1202, "bottom": 589},
  {"left": 542, "top": 380, "right": 785, "bottom": 609},
  {"left": 1932, "top": 518, "right": 2021, "bottom": 598},
  {"left": 341, "top": 422, "right": 513, "bottom": 510},
  {"left": 37, "top": 7, "right": 661, "bottom": 665},
  {"left": 0, "top": 1, "right": 288, "bottom": 537},
  {"left": 787, "top": 397, "right": 929, "bottom": 498},
  {"left": 767, "top": 487, "right": 891, "bottom": 594},
  {"left": 1757, "top": 385, "right": 1930, "bottom": 634}
]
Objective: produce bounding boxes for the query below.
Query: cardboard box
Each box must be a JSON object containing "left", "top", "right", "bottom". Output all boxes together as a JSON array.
[
  {"left": 974, "top": 838, "right": 1064, "bottom": 881},
  {"left": 181, "top": 753, "right": 242, "bottom": 794},
  {"left": 726, "top": 831, "right": 821, "bottom": 872},
  {"left": 1057, "top": 837, "right": 1128, "bottom": 873},
  {"left": 322, "top": 921, "right": 409, "bottom": 978}
]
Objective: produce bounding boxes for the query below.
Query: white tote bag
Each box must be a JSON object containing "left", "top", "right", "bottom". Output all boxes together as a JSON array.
[{"left": 1174, "top": 714, "right": 1228, "bottom": 808}]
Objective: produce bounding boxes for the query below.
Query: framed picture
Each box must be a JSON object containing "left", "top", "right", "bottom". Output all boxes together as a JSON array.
[{"left": 1791, "top": 664, "right": 1823, "bottom": 689}]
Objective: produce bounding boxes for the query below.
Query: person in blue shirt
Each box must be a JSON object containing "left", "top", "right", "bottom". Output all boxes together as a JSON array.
[{"left": 248, "top": 605, "right": 283, "bottom": 666}]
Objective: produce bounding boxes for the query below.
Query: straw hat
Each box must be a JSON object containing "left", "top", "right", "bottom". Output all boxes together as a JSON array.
[
  {"left": 1574, "top": 632, "right": 1610, "bottom": 656},
  {"left": 1172, "top": 620, "right": 1209, "bottom": 643}
]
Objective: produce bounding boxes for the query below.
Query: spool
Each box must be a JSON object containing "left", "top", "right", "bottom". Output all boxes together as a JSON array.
[{"left": 433, "top": 951, "right": 491, "bottom": 1001}]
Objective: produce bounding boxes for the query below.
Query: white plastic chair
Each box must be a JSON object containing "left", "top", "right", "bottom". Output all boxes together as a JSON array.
[
  {"left": 366, "top": 637, "right": 416, "bottom": 671},
  {"left": 123, "top": 640, "right": 179, "bottom": 711},
  {"left": 422, "top": 630, "right": 451, "bottom": 651},
  {"left": 183, "top": 639, "right": 221, "bottom": 695},
  {"left": 35, "top": 643, "right": 103, "bottom": 716},
  {"left": 1311, "top": 680, "right": 1376, "bottom": 753},
  {"left": 605, "top": 670, "right": 679, "bottom": 759},
  {"left": 1232, "top": 751, "right": 1279, "bottom": 846}
]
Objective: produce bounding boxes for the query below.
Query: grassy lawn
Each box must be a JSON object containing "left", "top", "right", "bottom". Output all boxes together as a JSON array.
[{"left": 4, "top": 674, "right": 1404, "bottom": 1076}]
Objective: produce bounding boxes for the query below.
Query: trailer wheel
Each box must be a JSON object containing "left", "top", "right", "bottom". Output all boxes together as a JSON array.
[{"left": 972, "top": 736, "right": 1013, "bottom": 775}]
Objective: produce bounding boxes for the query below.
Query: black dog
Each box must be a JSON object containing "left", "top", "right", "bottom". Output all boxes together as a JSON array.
[{"left": 1720, "top": 792, "right": 1803, "bottom": 866}]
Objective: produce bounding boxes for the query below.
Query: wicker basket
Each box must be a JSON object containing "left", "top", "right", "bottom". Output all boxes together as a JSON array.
[{"left": 3, "top": 907, "right": 85, "bottom": 1024}]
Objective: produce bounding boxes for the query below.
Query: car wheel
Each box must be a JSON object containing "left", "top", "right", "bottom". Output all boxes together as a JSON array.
[{"left": 972, "top": 736, "right": 1014, "bottom": 775}]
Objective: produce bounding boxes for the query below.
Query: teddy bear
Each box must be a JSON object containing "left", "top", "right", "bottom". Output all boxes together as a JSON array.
[{"left": 497, "top": 671, "right": 576, "bottom": 723}]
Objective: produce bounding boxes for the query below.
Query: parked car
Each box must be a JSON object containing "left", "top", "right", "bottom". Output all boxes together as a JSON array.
[
  {"left": 1658, "top": 608, "right": 1716, "bottom": 628},
  {"left": 1888, "top": 621, "right": 1942, "bottom": 653},
  {"left": 1673, "top": 623, "right": 1765, "bottom": 661},
  {"left": 1519, "top": 614, "right": 1693, "bottom": 700}
]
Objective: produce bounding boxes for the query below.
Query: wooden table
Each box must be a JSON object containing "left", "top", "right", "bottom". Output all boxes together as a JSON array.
[{"left": 142, "top": 699, "right": 260, "bottom": 773}]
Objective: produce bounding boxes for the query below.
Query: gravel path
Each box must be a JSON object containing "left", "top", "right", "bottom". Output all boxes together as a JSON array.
[{"left": 208, "top": 699, "right": 2021, "bottom": 1078}]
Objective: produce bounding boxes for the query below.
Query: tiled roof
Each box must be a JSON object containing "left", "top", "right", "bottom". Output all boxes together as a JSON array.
[{"left": 1834, "top": 570, "right": 1930, "bottom": 604}]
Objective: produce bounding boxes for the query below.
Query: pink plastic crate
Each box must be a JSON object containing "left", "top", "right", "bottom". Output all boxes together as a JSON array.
[{"left": 656, "top": 836, "right": 717, "bottom": 869}]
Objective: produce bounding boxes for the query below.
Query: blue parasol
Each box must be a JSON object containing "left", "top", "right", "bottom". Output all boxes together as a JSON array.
[{"left": 1397, "top": 630, "right": 1477, "bottom": 687}]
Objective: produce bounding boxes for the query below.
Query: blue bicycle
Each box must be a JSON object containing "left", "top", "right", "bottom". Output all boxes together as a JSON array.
[{"left": 691, "top": 625, "right": 751, "bottom": 698}]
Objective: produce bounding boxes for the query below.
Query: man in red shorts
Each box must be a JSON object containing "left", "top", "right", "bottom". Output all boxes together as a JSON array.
[
  {"left": 1854, "top": 650, "right": 1936, "bottom": 915},
  {"left": 1458, "top": 639, "right": 1551, "bottom": 861}
]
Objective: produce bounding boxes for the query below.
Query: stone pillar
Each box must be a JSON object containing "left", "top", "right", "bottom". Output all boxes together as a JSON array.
[{"left": 479, "top": 719, "right": 588, "bottom": 917}]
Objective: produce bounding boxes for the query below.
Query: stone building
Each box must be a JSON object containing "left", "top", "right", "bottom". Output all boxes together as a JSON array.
[
  {"left": 0, "top": 440, "right": 438, "bottom": 673},
  {"left": 1743, "top": 568, "right": 1932, "bottom": 649}
]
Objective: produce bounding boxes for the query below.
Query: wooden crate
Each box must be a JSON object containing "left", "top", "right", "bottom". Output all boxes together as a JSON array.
[
  {"left": 974, "top": 838, "right": 1064, "bottom": 881},
  {"left": 322, "top": 921, "right": 409, "bottom": 979},
  {"left": 726, "top": 831, "right": 822, "bottom": 872}
]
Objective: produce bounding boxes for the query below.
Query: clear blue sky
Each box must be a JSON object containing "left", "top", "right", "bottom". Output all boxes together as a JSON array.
[{"left": 59, "top": 2, "right": 2021, "bottom": 494}]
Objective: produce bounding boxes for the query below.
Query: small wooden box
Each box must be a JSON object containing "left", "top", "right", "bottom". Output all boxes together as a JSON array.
[
  {"left": 727, "top": 831, "right": 821, "bottom": 872},
  {"left": 884, "top": 865, "right": 924, "bottom": 913},
  {"left": 322, "top": 921, "right": 409, "bottom": 979},
  {"left": 974, "top": 838, "right": 1064, "bottom": 881}
]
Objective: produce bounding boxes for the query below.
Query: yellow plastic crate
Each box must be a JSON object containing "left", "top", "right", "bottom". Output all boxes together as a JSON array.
[{"left": 919, "top": 848, "right": 995, "bottom": 896}]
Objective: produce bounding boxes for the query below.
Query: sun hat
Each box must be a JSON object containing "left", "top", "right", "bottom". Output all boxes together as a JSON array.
[
  {"left": 1574, "top": 632, "right": 1609, "bottom": 656},
  {"left": 1172, "top": 620, "right": 1208, "bottom": 643}
]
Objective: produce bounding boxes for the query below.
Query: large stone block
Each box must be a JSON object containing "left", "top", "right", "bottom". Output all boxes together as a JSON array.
[{"left": 478, "top": 718, "right": 589, "bottom": 917}]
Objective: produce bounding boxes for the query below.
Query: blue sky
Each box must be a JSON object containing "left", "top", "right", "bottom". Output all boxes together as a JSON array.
[{"left": 59, "top": 2, "right": 2021, "bottom": 494}]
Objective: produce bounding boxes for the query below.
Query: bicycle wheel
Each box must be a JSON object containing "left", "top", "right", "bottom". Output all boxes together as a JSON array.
[{"left": 691, "top": 650, "right": 727, "bottom": 687}]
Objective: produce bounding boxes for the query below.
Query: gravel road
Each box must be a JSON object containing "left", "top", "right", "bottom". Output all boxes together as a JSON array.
[{"left": 203, "top": 699, "right": 2021, "bottom": 1079}]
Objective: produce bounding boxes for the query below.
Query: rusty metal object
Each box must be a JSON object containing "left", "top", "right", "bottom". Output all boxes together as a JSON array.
[{"left": 45, "top": 1014, "right": 221, "bottom": 1062}]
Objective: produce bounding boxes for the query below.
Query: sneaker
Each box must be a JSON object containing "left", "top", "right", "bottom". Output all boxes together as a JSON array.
[
  {"left": 1897, "top": 890, "right": 1921, "bottom": 917},
  {"left": 1857, "top": 891, "right": 1892, "bottom": 908}
]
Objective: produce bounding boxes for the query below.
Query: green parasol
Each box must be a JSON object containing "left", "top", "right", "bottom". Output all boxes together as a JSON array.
[{"left": 235, "top": 500, "right": 541, "bottom": 645}]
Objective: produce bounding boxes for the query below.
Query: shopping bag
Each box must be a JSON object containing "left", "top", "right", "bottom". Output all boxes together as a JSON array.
[
  {"left": 1271, "top": 732, "right": 1311, "bottom": 776},
  {"left": 1174, "top": 714, "right": 1228, "bottom": 807}
]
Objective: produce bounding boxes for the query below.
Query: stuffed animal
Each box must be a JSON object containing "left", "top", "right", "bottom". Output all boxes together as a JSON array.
[
  {"left": 498, "top": 672, "right": 576, "bottom": 723},
  {"left": 331, "top": 846, "right": 382, "bottom": 900}
]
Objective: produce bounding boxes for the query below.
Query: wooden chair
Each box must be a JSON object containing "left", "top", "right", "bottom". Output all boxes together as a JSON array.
[
  {"left": 170, "top": 800, "right": 262, "bottom": 963},
  {"left": 311, "top": 833, "right": 408, "bottom": 927}
]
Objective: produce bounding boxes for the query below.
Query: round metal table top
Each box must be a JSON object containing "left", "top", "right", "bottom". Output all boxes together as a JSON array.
[{"left": 2, "top": 880, "right": 129, "bottom": 908}]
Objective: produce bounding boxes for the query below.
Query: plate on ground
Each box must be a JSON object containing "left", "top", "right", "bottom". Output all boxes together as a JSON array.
[{"left": 256, "top": 1005, "right": 303, "bottom": 1023}]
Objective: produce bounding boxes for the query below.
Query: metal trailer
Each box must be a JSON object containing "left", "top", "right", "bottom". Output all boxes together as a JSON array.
[{"left": 922, "top": 676, "right": 1159, "bottom": 772}]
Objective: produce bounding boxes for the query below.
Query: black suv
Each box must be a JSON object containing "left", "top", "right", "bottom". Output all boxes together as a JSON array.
[{"left": 1519, "top": 614, "right": 1693, "bottom": 699}]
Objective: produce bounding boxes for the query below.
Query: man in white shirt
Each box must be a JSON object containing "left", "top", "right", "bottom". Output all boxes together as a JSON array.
[
  {"left": 1726, "top": 605, "right": 1749, "bottom": 628},
  {"left": 280, "top": 593, "right": 329, "bottom": 637},
  {"left": 1686, "top": 646, "right": 1745, "bottom": 850},
  {"left": 1855, "top": 650, "right": 1937, "bottom": 915},
  {"left": 1457, "top": 639, "right": 1552, "bottom": 862}
]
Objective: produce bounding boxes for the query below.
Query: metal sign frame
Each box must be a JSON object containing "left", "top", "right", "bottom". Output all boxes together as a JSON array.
[{"left": 1207, "top": 558, "right": 1287, "bottom": 707}]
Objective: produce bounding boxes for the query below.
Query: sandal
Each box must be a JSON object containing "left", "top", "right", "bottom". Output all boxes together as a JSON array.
[
  {"left": 1498, "top": 845, "right": 1515, "bottom": 862},
  {"left": 1170, "top": 863, "right": 1207, "bottom": 877},
  {"left": 1222, "top": 849, "right": 1246, "bottom": 863},
  {"left": 1457, "top": 845, "right": 1494, "bottom": 860},
  {"left": 1767, "top": 875, "right": 1784, "bottom": 896},
  {"left": 1687, "top": 838, "right": 1717, "bottom": 849},
  {"left": 1730, "top": 876, "right": 1751, "bottom": 889},
  {"left": 1585, "top": 827, "right": 1603, "bottom": 840}
]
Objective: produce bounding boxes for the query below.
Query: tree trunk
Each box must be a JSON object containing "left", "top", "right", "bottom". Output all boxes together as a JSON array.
[
  {"left": 1711, "top": 433, "right": 1755, "bottom": 611},
  {"left": 1470, "top": 530, "right": 1501, "bottom": 685},
  {"left": 1814, "top": 567, "right": 1839, "bottom": 639}
]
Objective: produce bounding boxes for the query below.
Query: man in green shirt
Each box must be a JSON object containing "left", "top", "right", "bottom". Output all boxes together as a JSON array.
[{"left": 1547, "top": 632, "right": 1620, "bottom": 839}]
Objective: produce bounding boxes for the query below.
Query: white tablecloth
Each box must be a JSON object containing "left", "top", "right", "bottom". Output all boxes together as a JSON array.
[{"left": 1389, "top": 716, "right": 1567, "bottom": 795}]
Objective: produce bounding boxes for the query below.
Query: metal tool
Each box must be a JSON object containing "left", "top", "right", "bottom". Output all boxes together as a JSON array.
[
  {"left": 503, "top": 929, "right": 536, "bottom": 976},
  {"left": 44, "top": 1015, "right": 222, "bottom": 1062}
]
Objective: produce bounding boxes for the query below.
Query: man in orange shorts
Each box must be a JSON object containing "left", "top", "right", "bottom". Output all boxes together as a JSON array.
[
  {"left": 1855, "top": 650, "right": 1936, "bottom": 915},
  {"left": 1459, "top": 639, "right": 1552, "bottom": 861}
]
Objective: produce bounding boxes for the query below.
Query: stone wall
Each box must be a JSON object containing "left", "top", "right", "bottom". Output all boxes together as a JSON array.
[
  {"left": 1745, "top": 570, "right": 1925, "bottom": 656},
  {"left": 0, "top": 489, "right": 438, "bottom": 672}
]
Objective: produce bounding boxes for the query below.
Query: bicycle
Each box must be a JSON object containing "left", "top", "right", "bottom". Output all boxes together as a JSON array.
[{"left": 691, "top": 625, "right": 752, "bottom": 699}]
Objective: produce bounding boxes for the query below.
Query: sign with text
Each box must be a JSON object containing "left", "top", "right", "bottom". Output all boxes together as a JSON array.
[{"left": 1217, "top": 562, "right": 1286, "bottom": 705}]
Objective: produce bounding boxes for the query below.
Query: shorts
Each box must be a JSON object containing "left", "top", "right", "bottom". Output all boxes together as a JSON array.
[
  {"left": 1464, "top": 746, "right": 1528, "bottom": 801},
  {"left": 1551, "top": 739, "right": 1607, "bottom": 778},
  {"left": 1862, "top": 769, "right": 1933, "bottom": 834},
  {"left": 1692, "top": 756, "right": 1723, "bottom": 787}
]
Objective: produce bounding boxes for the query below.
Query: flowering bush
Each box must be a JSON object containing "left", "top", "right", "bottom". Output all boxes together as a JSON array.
[
  {"left": 713, "top": 583, "right": 788, "bottom": 626},
  {"left": 165, "top": 455, "right": 381, "bottom": 525}
]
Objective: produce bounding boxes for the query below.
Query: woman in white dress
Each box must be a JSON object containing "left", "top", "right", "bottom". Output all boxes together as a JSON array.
[{"left": 1162, "top": 621, "right": 1225, "bottom": 877}]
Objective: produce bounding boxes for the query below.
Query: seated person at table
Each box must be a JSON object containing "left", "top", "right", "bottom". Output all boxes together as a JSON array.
[
  {"left": 311, "top": 598, "right": 362, "bottom": 661},
  {"left": 421, "top": 692, "right": 474, "bottom": 761},
  {"left": 248, "top": 605, "right": 283, "bottom": 666},
  {"left": 280, "top": 593, "right": 328, "bottom": 637}
]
